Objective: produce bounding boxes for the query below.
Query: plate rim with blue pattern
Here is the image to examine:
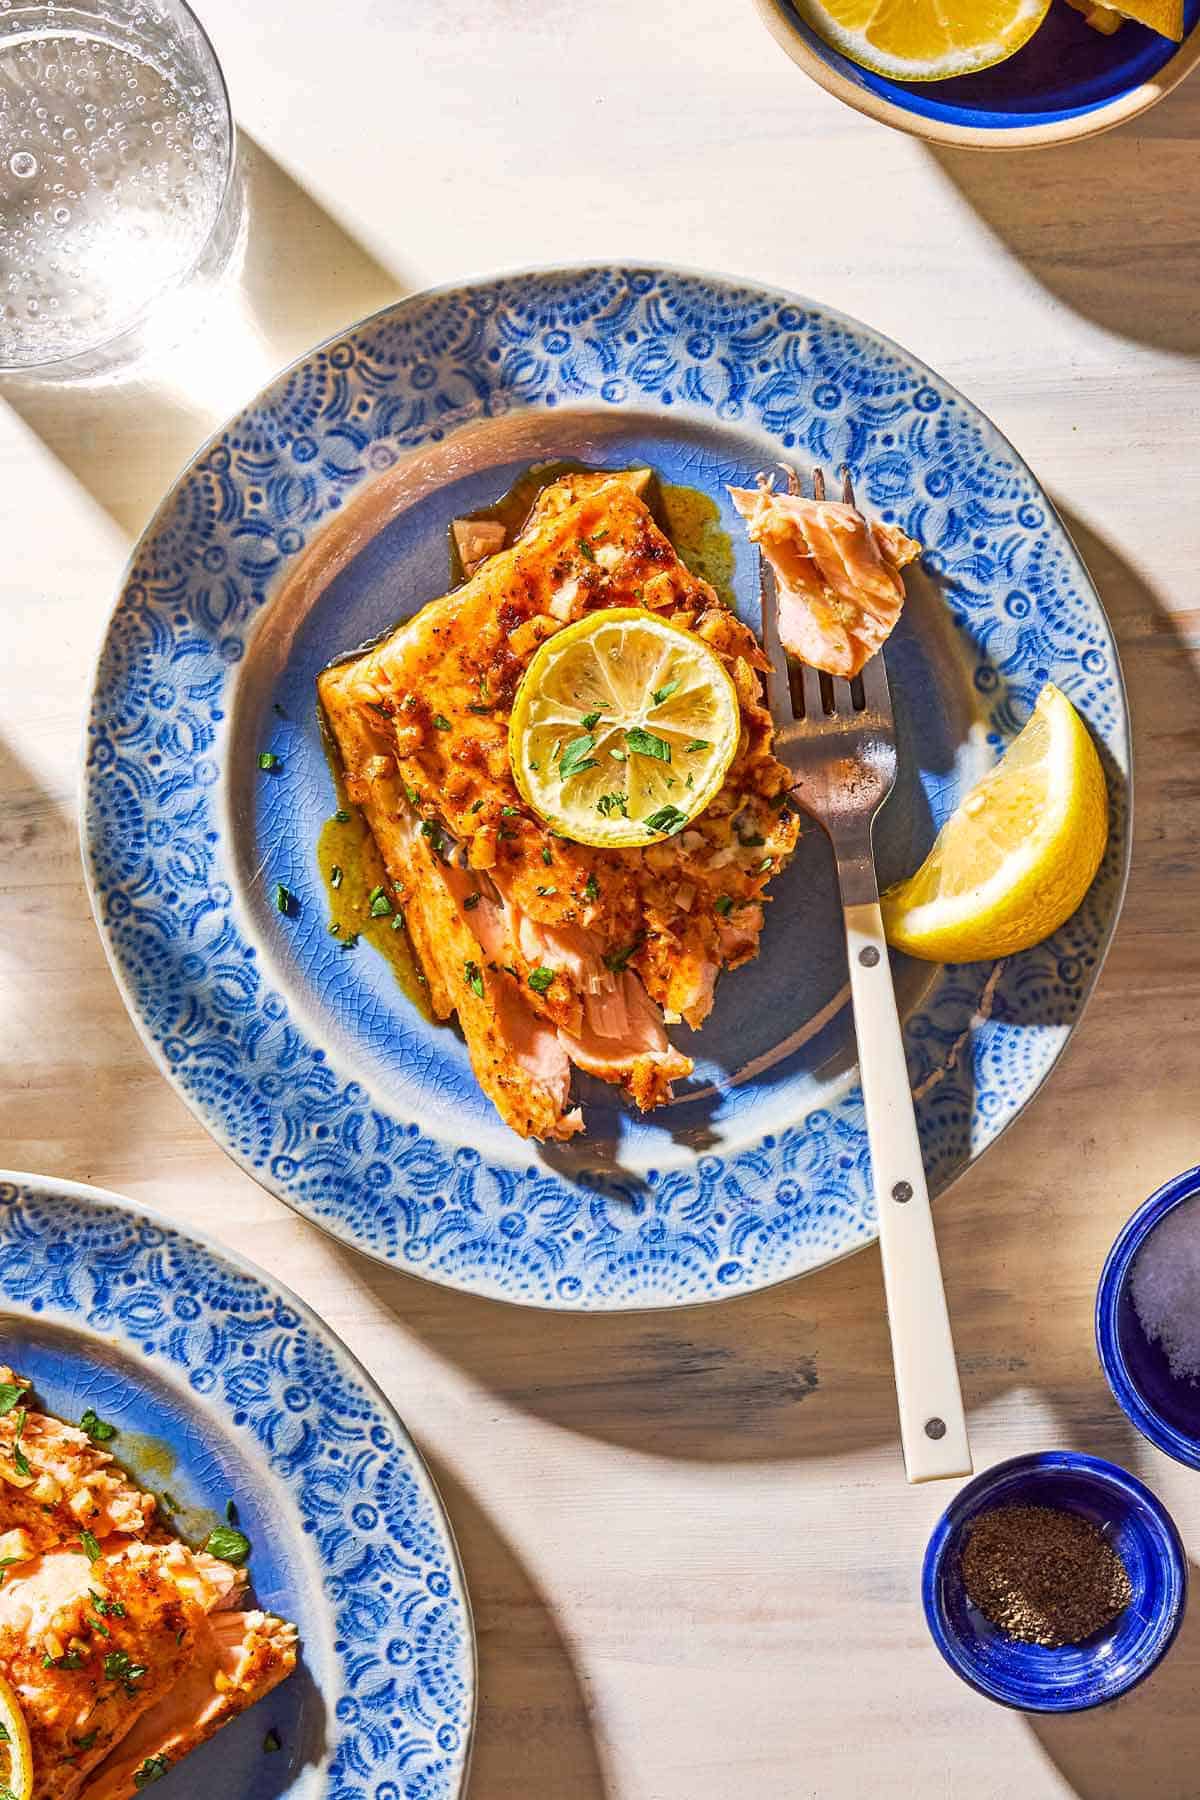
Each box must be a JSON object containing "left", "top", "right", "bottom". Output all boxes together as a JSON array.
[
  {"left": 0, "top": 1168, "right": 477, "bottom": 1798},
  {"left": 82, "top": 262, "right": 1131, "bottom": 1312}
]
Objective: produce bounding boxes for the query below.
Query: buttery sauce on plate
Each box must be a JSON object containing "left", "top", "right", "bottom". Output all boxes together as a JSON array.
[{"left": 317, "top": 461, "right": 737, "bottom": 1007}]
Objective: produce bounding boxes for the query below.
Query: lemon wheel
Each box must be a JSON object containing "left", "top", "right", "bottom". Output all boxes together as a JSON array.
[
  {"left": 881, "top": 683, "right": 1108, "bottom": 962},
  {"left": 0, "top": 1672, "right": 33, "bottom": 1800},
  {"left": 509, "top": 608, "right": 740, "bottom": 848},
  {"left": 792, "top": 0, "right": 1052, "bottom": 81}
]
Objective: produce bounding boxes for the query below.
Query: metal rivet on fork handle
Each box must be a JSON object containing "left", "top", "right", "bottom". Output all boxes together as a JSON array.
[
  {"left": 859, "top": 945, "right": 880, "bottom": 967},
  {"left": 892, "top": 1181, "right": 913, "bottom": 1204},
  {"left": 925, "top": 1418, "right": 947, "bottom": 1441}
]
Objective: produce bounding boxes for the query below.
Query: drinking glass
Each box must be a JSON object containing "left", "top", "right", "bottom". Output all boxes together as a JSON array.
[{"left": 0, "top": 0, "right": 238, "bottom": 378}]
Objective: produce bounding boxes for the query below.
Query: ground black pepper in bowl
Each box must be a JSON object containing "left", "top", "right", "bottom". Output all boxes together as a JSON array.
[{"left": 960, "top": 1503, "right": 1133, "bottom": 1647}]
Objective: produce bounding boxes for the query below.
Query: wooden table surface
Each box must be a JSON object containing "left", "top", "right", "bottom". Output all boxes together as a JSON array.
[{"left": 2, "top": 3, "right": 1199, "bottom": 1795}]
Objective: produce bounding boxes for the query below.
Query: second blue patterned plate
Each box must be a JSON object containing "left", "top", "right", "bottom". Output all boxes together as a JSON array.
[
  {"left": 0, "top": 1172, "right": 474, "bottom": 1799},
  {"left": 83, "top": 265, "right": 1129, "bottom": 1309}
]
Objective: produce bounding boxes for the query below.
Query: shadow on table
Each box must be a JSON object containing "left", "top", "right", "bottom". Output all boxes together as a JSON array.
[
  {"left": 1028, "top": 1561, "right": 1200, "bottom": 1800},
  {"left": 426, "top": 1456, "right": 610, "bottom": 1800},
  {"left": 0, "top": 131, "right": 408, "bottom": 539},
  {"left": 923, "top": 74, "right": 1200, "bottom": 358}
]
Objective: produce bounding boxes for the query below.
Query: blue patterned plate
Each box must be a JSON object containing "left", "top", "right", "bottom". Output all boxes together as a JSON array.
[
  {"left": 0, "top": 1171, "right": 474, "bottom": 1798},
  {"left": 83, "top": 266, "right": 1129, "bottom": 1310}
]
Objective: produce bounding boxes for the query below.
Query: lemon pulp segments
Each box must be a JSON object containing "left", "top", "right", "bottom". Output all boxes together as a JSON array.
[
  {"left": 792, "top": 0, "right": 1052, "bottom": 81},
  {"left": 0, "top": 1672, "right": 33, "bottom": 1800},
  {"left": 509, "top": 608, "right": 740, "bottom": 847},
  {"left": 881, "top": 683, "right": 1108, "bottom": 962}
]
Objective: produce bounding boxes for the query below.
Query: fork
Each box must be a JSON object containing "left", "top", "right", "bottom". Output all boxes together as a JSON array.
[{"left": 761, "top": 466, "right": 971, "bottom": 1484}]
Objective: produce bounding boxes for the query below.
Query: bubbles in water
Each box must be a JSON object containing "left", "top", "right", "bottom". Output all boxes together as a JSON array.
[{"left": 0, "top": 25, "right": 231, "bottom": 366}]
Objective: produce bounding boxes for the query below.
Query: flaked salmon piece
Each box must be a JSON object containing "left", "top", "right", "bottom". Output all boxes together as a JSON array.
[
  {"left": 728, "top": 480, "right": 920, "bottom": 679},
  {"left": 0, "top": 1540, "right": 209, "bottom": 1799},
  {"left": 0, "top": 1372, "right": 156, "bottom": 1551},
  {"left": 318, "top": 472, "right": 799, "bottom": 1139},
  {"left": 452, "top": 517, "right": 507, "bottom": 579},
  {"left": 79, "top": 1610, "right": 298, "bottom": 1800}
]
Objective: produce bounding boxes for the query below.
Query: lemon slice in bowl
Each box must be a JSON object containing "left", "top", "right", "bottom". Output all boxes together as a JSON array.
[
  {"left": 792, "top": 0, "right": 1052, "bottom": 81},
  {"left": 0, "top": 1671, "right": 34, "bottom": 1800},
  {"left": 881, "top": 683, "right": 1108, "bottom": 962},
  {"left": 509, "top": 608, "right": 740, "bottom": 848}
]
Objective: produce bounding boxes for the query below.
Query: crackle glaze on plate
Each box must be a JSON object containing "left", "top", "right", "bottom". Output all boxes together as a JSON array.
[
  {"left": 0, "top": 1172, "right": 474, "bottom": 1798},
  {"left": 83, "top": 265, "right": 1130, "bottom": 1310}
]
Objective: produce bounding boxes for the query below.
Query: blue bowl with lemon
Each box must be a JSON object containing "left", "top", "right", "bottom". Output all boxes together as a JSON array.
[{"left": 755, "top": 0, "right": 1200, "bottom": 148}]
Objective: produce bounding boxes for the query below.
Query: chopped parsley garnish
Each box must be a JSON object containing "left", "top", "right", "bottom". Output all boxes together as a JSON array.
[
  {"left": 603, "top": 939, "right": 643, "bottom": 974},
  {"left": 134, "top": 1755, "right": 170, "bottom": 1788},
  {"left": 577, "top": 538, "right": 595, "bottom": 562},
  {"left": 541, "top": 847, "right": 553, "bottom": 865},
  {"left": 535, "top": 885, "right": 557, "bottom": 897},
  {"left": 404, "top": 783, "right": 421, "bottom": 807},
  {"left": 334, "top": 808, "right": 352, "bottom": 823},
  {"left": 738, "top": 832, "right": 766, "bottom": 848},
  {"left": 432, "top": 714, "right": 452, "bottom": 731},
  {"left": 0, "top": 1384, "right": 22, "bottom": 1418},
  {"left": 558, "top": 734, "right": 599, "bottom": 781},
  {"left": 595, "top": 792, "right": 628, "bottom": 819},
  {"left": 263, "top": 1728, "right": 283, "bottom": 1754},
  {"left": 609, "top": 747, "right": 627, "bottom": 762},
  {"left": 368, "top": 886, "right": 392, "bottom": 918},
  {"left": 419, "top": 820, "right": 446, "bottom": 858},
  {"left": 590, "top": 529, "right": 609, "bottom": 542},
  {"left": 90, "top": 1590, "right": 127, "bottom": 1618},
  {"left": 161, "top": 1491, "right": 182, "bottom": 1513},
  {"left": 11, "top": 1410, "right": 30, "bottom": 1477},
  {"left": 0, "top": 1722, "right": 8, "bottom": 1742},
  {"left": 471, "top": 798, "right": 484, "bottom": 813},
  {"left": 104, "top": 1649, "right": 148, "bottom": 1692},
  {"left": 463, "top": 893, "right": 481, "bottom": 911},
  {"left": 88, "top": 1614, "right": 111, "bottom": 1638},
  {"left": 257, "top": 751, "right": 282, "bottom": 772},
  {"left": 464, "top": 959, "right": 484, "bottom": 999},
  {"left": 625, "top": 726, "right": 670, "bottom": 763},
  {"left": 685, "top": 739, "right": 710, "bottom": 753},
  {"left": 204, "top": 1525, "right": 251, "bottom": 1567},
  {"left": 79, "top": 1408, "right": 115, "bottom": 1441},
  {"left": 330, "top": 864, "right": 343, "bottom": 890},
  {"left": 643, "top": 805, "right": 688, "bottom": 836},
  {"left": 274, "top": 883, "right": 296, "bottom": 917},
  {"left": 225, "top": 1497, "right": 239, "bottom": 1525},
  {"left": 44, "top": 1650, "right": 85, "bottom": 1671},
  {"left": 0, "top": 1557, "right": 23, "bottom": 1583},
  {"left": 75, "top": 1732, "right": 99, "bottom": 1752},
  {"left": 80, "top": 1529, "right": 102, "bottom": 1563},
  {"left": 714, "top": 896, "right": 733, "bottom": 916},
  {"left": 339, "top": 934, "right": 359, "bottom": 949},
  {"left": 527, "top": 967, "right": 555, "bottom": 994},
  {"left": 583, "top": 873, "right": 600, "bottom": 902},
  {"left": 757, "top": 857, "right": 773, "bottom": 873},
  {"left": 580, "top": 710, "right": 603, "bottom": 730},
  {"left": 391, "top": 914, "right": 405, "bottom": 931},
  {"left": 651, "top": 678, "right": 680, "bottom": 706},
  {"left": 501, "top": 805, "right": 520, "bottom": 816},
  {"left": 466, "top": 702, "right": 492, "bottom": 715}
]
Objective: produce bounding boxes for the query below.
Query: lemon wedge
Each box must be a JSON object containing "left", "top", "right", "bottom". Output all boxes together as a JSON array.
[
  {"left": 509, "top": 608, "right": 740, "bottom": 848},
  {"left": 792, "top": 0, "right": 1052, "bottom": 80},
  {"left": 881, "top": 683, "right": 1108, "bottom": 962},
  {"left": 0, "top": 1672, "right": 33, "bottom": 1800}
]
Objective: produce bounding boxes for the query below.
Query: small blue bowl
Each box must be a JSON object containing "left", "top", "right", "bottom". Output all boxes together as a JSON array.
[
  {"left": 923, "top": 1452, "right": 1187, "bottom": 1711},
  {"left": 1097, "top": 1165, "right": 1200, "bottom": 1470},
  {"left": 754, "top": 0, "right": 1200, "bottom": 149}
]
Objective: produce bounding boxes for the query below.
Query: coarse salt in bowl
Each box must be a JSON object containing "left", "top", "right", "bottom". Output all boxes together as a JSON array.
[
  {"left": 1097, "top": 1164, "right": 1200, "bottom": 1470},
  {"left": 923, "top": 1452, "right": 1187, "bottom": 1711}
]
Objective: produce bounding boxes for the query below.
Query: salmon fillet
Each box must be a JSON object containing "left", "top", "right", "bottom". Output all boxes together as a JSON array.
[
  {"left": 728, "top": 479, "right": 920, "bottom": 679},
  {"left": 318, "top": 470, "right": 800, "bottom": 1140},
  {"left": 0, "top": 1372, "right": 156, "bottom": 1552},
  {"left": 79, "top": 1610, "right": 298, "bottom": 1800},
  {"left": 0, "top": 1375, "right": 298, "bottom": 1800}
]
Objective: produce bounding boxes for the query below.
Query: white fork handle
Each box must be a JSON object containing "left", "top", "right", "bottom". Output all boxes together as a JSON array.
[{"left": 844, "top": 901, "right": 972, "bottom": 1484}]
